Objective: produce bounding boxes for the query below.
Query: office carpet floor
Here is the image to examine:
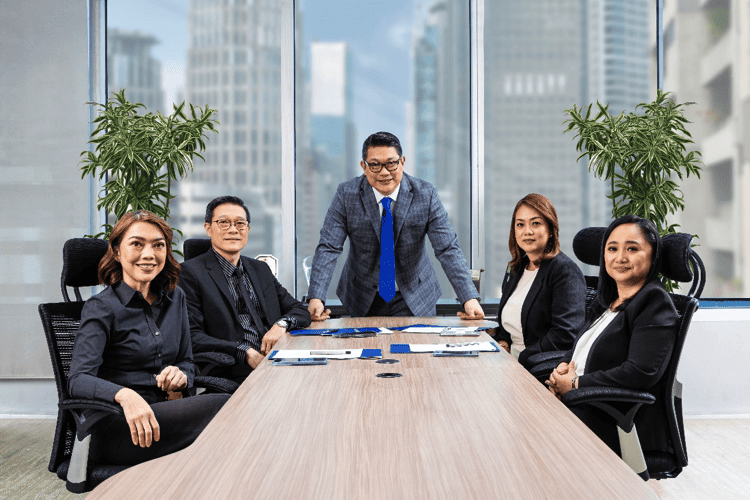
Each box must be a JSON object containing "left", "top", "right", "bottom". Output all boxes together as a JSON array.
[{"left": 0, "top": 417, "right": 748, "bottom": 499}]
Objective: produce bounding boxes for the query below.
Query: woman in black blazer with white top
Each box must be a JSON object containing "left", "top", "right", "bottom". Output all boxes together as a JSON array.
[
  {"left": 493, "top": 194, "right": 587, "bottom": 367},
  {"left": 547, "top": 215, "right": 679, "bottom": 454}
]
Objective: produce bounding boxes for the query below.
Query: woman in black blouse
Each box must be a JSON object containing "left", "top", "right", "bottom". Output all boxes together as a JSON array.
[
  {"left": 493, "top": 194, "right": 587, "bottom": 367},
  {"left": 69, "top": 210, "right": 229, "bottom": 465},
  {"left": 547, "top": 215, "right": 679, "bottom": 454}
]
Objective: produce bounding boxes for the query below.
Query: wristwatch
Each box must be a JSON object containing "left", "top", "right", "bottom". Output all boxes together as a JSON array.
[{"left": 275, "top": 319, "right": 290, "bottom": 331}]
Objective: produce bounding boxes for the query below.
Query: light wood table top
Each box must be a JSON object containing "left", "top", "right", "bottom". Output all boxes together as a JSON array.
[{"left": 88, "top": 317, "right": 656, "bottom": 499}]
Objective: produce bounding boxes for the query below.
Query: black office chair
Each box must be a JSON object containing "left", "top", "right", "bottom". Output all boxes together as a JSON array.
[
  {"left": 527, "top": 226, "right": 702, "bottom": 480},
  {"left": 61, "top": 238, "right": 108, "bottom": 302},
  {"left": 183, "top": 237, "right": 212, "bottom": 262},
  {"left": 40, "top": 301, "right": 235, "bottom": 493}
]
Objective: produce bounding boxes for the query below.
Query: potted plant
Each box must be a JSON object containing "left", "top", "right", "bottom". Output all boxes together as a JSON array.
[
  {"left": 564, "top": 89, "right": 703, "bottom": 288},
  {"left": 564, "top": 89, "right": 703, "bottom": 233},
  {"left": 80, "top": 89, "right": 219, "bottom": 244}
]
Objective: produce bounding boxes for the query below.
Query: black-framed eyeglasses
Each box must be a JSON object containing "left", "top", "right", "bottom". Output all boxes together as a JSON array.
[
  {"left": 364, "top": 158, "right": 402, "bottom": 173},
  {"left": 213, "top": 219, "right": 249, "bottom": 231}
]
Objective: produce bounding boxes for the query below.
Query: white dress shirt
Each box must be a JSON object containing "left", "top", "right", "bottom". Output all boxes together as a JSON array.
[
  {"left": 571, "top": 308, "right": 620, "bottom": 376},
  {"left": 500, "top": 267, "right": 539, "bottom": 359}
]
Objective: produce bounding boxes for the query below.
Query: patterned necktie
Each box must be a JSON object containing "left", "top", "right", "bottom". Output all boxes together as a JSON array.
[{"left": 379, "top": 197, "right": 396, "bottom": 302}]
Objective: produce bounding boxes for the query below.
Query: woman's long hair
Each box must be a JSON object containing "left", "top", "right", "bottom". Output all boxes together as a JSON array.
[
  {"left": 508, "top": 193, "right": 560, "bottom": 271},
  {"left": 98, "top": 210, "right": 180, "bottom": 291},
  {"left": 596, "top": 215, "right": 662, "bottom": 311}
]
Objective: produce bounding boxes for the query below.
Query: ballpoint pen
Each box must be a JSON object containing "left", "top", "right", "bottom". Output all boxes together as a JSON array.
[{"left": 310, "top": 350, "right": 352, "bottom": 355}]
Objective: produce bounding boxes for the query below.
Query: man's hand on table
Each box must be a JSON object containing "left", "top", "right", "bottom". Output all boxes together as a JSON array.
[
  {"left": 261, "top": 324, "right": 285, "bottom": 354},
  {"left": 308, "top": 298, "right": 331, "bottom": 321},
  {"left": 457, "top": 299, "right": 485, "bottom": 320},
  {"left": 245, "top": 348, "right": 265, "bottom": 369}
]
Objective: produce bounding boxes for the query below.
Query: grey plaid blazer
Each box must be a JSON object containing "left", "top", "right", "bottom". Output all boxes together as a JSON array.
[{"left": 307, "top": 173, "right": 478, "bottom": 317}]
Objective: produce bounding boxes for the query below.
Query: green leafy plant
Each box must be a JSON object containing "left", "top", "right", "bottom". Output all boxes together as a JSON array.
[
  {"left": 564, "top": 89, "right": 703, "bottom": 290},
  {"left": 80, "top": 89, "right": 219, "bottom": 243}
]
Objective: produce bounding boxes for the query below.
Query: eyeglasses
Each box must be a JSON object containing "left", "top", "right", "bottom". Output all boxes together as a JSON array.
[
  {"left": 364, "top": 158, "right": 401, "bottom": 173},
  {"left": 213, "top": 219, "right": 249, "bottom": 231}
]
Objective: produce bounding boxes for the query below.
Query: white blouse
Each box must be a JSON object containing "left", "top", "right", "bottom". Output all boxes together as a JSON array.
[
  {"left": 571, "top": 308, "right": 620, "bottom": 376},
  {"left": 500, "top": 267, "right": 539, "bottom": 360}
]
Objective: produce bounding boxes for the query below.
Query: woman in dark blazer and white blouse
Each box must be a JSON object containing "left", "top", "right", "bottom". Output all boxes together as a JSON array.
[
  {"left": 547, "top": 215, "right": 679, "bottom": 454},
  {"left": 493, "top": 194, "right": 587, "bottom": 367}
]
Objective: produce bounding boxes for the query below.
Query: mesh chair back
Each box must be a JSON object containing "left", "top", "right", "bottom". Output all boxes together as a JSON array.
[
  {"left": 184, "top": 238, "right": 212, "bottom": 261},
  {"left": 38, "top": 302, "right": 84, "bottom": 473},
  {"left": 61, "top": 238, "right": 108, "bottom": 302},
  {"left": 646, "top": 293, "right": 698, "bottom": 478}
]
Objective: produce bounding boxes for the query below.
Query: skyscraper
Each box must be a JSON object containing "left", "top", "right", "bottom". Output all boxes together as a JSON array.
[
  {"left": 176, "top": 0, "right": 283, "bottom": 258},
  {"left": 482, "top": 0, "right": 653, "bottom": 296},
  {"left": 107, "top": 28, "right": 163, "bottom": 112},
  {"left": 663, "top": 0, "right": 746, "bottom": 297}
]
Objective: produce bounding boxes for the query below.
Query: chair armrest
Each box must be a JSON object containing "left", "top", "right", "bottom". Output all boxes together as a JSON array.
[
  {"left": 525, "top": 350, "right": 566, "bottom": 368},
  {"left": 194, "top": 375, "right": 240, "bottom": 394},
  {"left": 194, "top": 351, "right": 235, "bottom": 367},
  {"left": 60, "top": 398, "right": 124, "bottom": 415},
  {"left": 561, "top": 386, "right": 655, "bottom": 406},
  {"left": 561, "top": 386, "right": 655, "bottom": 432}
]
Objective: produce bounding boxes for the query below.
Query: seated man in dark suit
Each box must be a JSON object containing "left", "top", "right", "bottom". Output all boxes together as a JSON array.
[{"left": 179, "top": 196, "right": 311, "bottom": 382}]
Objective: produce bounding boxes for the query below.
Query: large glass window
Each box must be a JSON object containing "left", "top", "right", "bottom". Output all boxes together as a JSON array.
[
  {"left": 663, "top": 0, "right": 745, "bottom": 298},
  {"left": 107, "top": 0, "right": 283, "bottom": 263},
  {"left": 483, "top": 0, "right": 657, "bottom": 297},
  {"left": 294, "top": 0, "right": 472, "bottom": 303}
]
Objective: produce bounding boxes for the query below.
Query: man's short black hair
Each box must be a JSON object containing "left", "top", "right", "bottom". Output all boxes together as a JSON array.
[
  {"left": 361, "top": 131, "right": 402, "bottom": 160},
  {"left": 205, "top": 196, "right": 251, "bottom": 224}
]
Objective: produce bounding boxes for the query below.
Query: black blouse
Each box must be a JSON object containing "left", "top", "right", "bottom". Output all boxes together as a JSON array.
[{"left": 68, "top": 280, "right": 195, "bottom": 404}]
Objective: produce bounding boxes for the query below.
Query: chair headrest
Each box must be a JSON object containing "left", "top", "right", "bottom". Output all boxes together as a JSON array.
[
  {"left": 572, "top": 227, "right": 606, "bottom": 267},
  {"left": 184, "top": 238, "right": 212, "bottom": 261},
  {"left": 572, "top": 227, "right": 695, "bottom": 283},
  {"left": 61, "top": 238, "right": 109, "bottom": 287}
]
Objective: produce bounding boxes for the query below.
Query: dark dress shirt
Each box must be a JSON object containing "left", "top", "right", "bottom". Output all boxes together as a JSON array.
[
  {"left": 494, "top": 252, "right": 587, "bottom": 366},
  {"left": 211, "top": 249, "right": 298, "bottom": 363},
  {"left": 68, "top": 280, "right": 195, "bottom": 405}
]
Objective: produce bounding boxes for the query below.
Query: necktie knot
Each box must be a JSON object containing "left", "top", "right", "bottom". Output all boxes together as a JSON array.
[{"left": 382, "top": 197, "right": 392, "bottom": 212}]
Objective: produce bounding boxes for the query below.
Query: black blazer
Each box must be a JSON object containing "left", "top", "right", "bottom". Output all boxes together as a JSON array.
[
  {"left": 561, "top": 279, "right": 679, "bottom": 452},
  {"left": 178, "top": 250, "right": 311, "bottom": 372},
  {"left": 495, "top": 252, "right": 586, "bottom": 366}
]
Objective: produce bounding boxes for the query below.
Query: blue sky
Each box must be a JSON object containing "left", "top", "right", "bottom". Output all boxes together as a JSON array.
[{"left": 108, "top": 0, "right": 432, "bottom": 152}]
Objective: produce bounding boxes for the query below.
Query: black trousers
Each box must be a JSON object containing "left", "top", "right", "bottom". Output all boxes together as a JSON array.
[
  {"left": 366, "top": 291, "right": 413, "bottom": 317},
  {"left": 94, "top": 393, "right": 230, "bottom": 465},
  {"left": 570, "top": 405, "right": 621, "bottom": 455}
]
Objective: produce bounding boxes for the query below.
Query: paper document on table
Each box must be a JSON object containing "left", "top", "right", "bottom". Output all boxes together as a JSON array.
[
  {"left": 269, "top": 349, "right": 382, "bottom": 360},
  {"left": 391, "top": 341, "right": 499, "bottom": 353},
  {"left": 398, "top": 326, "right": 482, "bottom": 335}
]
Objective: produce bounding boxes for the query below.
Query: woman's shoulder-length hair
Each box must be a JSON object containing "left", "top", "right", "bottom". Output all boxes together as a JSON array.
[
  {"left": 508, "top": 193, "right": 561, "bottom": 271},
  {"left": 98, "top": 210, "right": 181, "bottom": 291},
  {"left": 596, "top": 214, "right": 663, "bottom": 311}
]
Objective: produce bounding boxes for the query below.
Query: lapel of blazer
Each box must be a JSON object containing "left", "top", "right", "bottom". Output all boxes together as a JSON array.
[
  {"left": 393, "top": 173, "right": 413, "bottom": 244},
  {"left": 520, "top": 257, "right": 552, "bottom": 330},
  {"left": 243, "top": 256, "right": 268, "bottom": 322},
  {"left": 359, "top": 176, "right": 382, "bottom": 243},
  {"left": 498, "top": 263, "right": 523, "bottom": 312},
  {"left": 205, "top": 250, "right": 241, "bottom": 318}
]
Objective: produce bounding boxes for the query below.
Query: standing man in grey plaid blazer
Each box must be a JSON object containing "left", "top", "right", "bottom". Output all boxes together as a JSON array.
[{"left": 307, "top": 131, "right": 484, "bottom": 320}]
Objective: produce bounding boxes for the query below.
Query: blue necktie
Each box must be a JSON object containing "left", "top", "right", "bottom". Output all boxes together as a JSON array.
[{"left": 379, "top": 197, "right": 396, "bottom": 303}]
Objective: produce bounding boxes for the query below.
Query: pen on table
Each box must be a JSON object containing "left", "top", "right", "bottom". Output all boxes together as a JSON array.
[{"left": 310, "top": 350, "right": 351, "bottom": 355}]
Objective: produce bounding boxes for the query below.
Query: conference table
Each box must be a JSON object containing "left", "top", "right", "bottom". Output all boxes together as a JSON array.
[{"left": 87, "top": 317, "right": 656, "bottom": 499}]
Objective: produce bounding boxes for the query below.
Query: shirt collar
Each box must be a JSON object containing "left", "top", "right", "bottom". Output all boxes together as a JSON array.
[
  {"left": 213, "top": 248, "right": 244, "bottom": 280},
  {"left": 112, "top": 278, "right": 170, "bottom": 306},
  {"left": 372, "top": 182, "right": 401, "bottom": 205}
]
